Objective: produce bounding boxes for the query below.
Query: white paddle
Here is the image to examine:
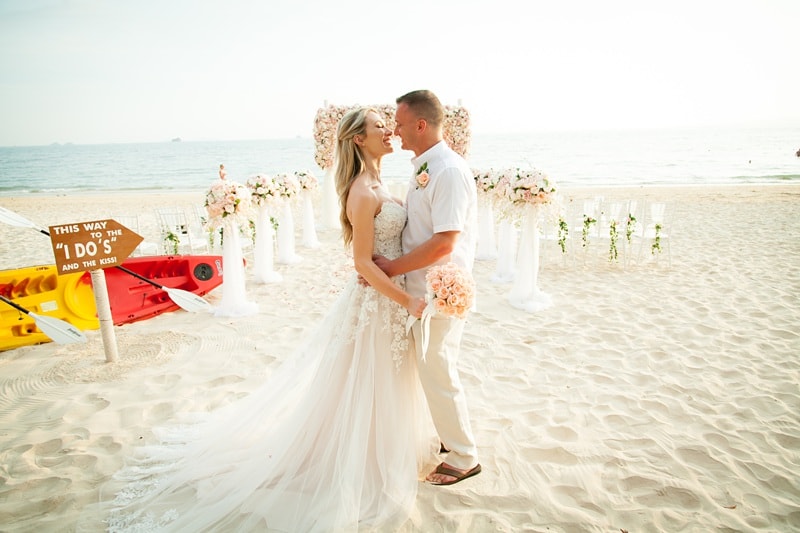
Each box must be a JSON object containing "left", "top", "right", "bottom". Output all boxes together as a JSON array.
[
  {"left": 0, "top": 206, "right": 213, "bottom": 313},
  {"left": 0, "top": 294, "right": 87, "bottom": 344}
]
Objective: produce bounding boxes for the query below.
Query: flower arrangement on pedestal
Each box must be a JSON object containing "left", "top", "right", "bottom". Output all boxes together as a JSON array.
[
  {"left": 204, "top": 179, "right": 253, "bottom": 230},
  {"left": 313, "top": 102, "right": 471, "bottom": 170},
  {"left": 295, "top": 170, "right": 319, "bottom": 193},
  {"left": 495, "top": 167, "right": 559, "bottom": 220},
  {"left": 492, "top": 167, "right": 558, "bottom": 313},
  {"left": 473, "top": 168, "right": 499, "bottom": 197},
  {"left": 295, "top": 170, "right": 321, "bottom": 249},
  {"left": 246, "top": 173, "right": 282, "bottom": 233},
  {"left": 271, "top": 172, "right": 303, "bottom": 264},
  {"left": 246, "top": 174, "right": 282, "bottom": 208},
  {"left": 273, "top": 172, "right": 302, "bottom": 201},
  {"left": 204, "top": 178, "right": 258, "bottom": 316},
  {"left": 245, "top": 174, "right": 283, "bottom": 282}
]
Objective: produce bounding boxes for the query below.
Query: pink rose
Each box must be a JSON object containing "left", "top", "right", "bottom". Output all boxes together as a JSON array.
[
  {"left": 447, "top": 293, "right": 463, "bottom": 308},
  {"left": 428, "top": 278, "right": 443, "bottom": 293},
  {"left": 441, "top": 272, "right": 456, "bottom": 287},
  {"left": 416, "top": 171, "right": 430, "bottom": 188}
]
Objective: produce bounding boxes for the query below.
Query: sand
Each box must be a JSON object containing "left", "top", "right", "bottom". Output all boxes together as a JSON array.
[{"left": 1, "top": 184, "right": 799, "bottom": 532}]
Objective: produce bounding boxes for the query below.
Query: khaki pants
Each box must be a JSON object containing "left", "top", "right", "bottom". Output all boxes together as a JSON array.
[{"left": 409, "top": 316, "right": 478, "bottom": 470}]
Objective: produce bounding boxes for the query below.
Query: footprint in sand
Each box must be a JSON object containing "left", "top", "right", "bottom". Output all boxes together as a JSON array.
[{"left": 62, "top": 394, "right": 110, "bottom": 424}]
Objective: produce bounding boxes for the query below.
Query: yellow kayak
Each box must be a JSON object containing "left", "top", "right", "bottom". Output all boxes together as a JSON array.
[{"left": 0, "top": 265, "right": 99, "bottom": 350}]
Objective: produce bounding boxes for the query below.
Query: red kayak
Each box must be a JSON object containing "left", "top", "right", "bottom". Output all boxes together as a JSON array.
[{"left": 95, "top": 254, "right": 223, "bottom": 325}]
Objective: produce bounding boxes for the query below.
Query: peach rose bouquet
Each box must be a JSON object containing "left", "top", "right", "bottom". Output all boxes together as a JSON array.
[
  {"left": 407, "top": 261, "right": 476, "bottom": 358},
  {"left": 425, "top": 262, "right": 475, "bottom": 318}
]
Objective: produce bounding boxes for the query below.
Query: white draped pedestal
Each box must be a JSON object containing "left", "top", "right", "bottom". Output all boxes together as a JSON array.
[
  {"left": 216, "top": 220, "right": 259, "bottom": 317},
  {"left": 253, "top": 205, "right": 282, "bottom": 284},
  {"left": 491, "top": 218, "right": 516, "bottom": 283},
  {"left": 276, "top": 201, "right": 302, "bottom": 264},
  {"left": 476, "top": 197, "right": 498, "bottom": 261},
  {"left": 507, "top": 206, "right": 552, "bottom": 312},
  {"left": 320, "top": 168, "right": 339, "bottom": 229},
  {"left": 301, "top": 190, "right": 320, "bottom": 249}
]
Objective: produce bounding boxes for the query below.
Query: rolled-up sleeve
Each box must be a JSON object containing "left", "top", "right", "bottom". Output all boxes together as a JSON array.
[{"left": 430, "top": 167, "right": 470, "bottom": 234}]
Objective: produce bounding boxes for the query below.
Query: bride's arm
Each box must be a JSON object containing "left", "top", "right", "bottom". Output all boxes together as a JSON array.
[{"left": 348, "top": 189, "right": 424, "bottom": 317}]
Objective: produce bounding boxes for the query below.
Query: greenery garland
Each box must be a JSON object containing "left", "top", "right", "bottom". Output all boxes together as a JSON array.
[
  {"left": 625, "top": 213, "right": 637, "bottom": 244},
  {"left": 164, "top": 231, "right": 180, "bottom": 255},
  {"left": 582, "top": 215, "right": 596, "bottom": 248},
  {"left": 651, "top": 223, "right": 663, "bottom": 254},
  {"left": 558, "top": 217, "right": 569, "bottom": 253},
  {"left": 609, "top": 220, "right": 619, "bottom": 262}
]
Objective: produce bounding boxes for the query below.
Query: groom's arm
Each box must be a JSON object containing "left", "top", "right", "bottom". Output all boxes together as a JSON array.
[{"left": 374, "top": 230, "right": 459, "bottom": 278}]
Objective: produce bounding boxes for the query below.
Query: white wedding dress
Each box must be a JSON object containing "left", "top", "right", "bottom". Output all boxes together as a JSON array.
[{"left": 84, "top": 201, "right": 439, "bottom": 532}]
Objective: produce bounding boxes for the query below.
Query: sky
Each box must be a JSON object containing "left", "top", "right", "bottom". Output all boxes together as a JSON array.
[{"left": 0, "top": 0, "right": 798, "bottom": 146}]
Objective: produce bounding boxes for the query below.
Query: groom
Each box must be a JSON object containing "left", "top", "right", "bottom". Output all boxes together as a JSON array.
[{"left": 375, "top": 90, "right": 481, "bottom": 485}]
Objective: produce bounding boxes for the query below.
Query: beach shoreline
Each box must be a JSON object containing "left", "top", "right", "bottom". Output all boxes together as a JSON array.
[{"left": 1, "top": 183, "right": 799, "bottom": 531}]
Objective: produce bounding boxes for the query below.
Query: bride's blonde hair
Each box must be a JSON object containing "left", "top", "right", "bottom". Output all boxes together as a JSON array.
[{"left": 334, "top": 107, "right": 373, "bottom": 247}]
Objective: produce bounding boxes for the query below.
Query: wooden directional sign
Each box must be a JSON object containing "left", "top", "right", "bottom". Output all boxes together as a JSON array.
[{"left": 48, "top": 219, "right": 144, "bottom": 275}]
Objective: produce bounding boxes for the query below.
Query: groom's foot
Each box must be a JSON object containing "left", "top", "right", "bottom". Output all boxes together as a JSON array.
[{"left": 426, "top": 462, "right": 481, "bottom": 486}]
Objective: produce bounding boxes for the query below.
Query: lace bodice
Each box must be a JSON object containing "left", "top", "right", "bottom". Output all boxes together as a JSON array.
[{"left": 373, "top": 201, "right": 406, "bottom": 259}]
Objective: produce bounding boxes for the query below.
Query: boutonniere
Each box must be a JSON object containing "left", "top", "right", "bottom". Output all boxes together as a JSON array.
[{"left": 415, "top": 162, "right": 430, "bottom": 190}]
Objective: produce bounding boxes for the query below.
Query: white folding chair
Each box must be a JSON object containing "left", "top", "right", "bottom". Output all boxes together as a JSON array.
[
  {"left": 637, "top": 202, "right": 671, "bottom": 266},
  {"left": 111, "top": 214, "right": 158, "bottom": 256},
  {"left": 571, "top": 197, "right": 603, "bottom": 264},
  {"left": 539, "top": 211, "right": 571, "bottom": 268},
  {"left": 155, "top": 208, "right": 209, "bottom": 255},
  {"left": 594, "top": 201, "right": 628, "bottom": 265}
]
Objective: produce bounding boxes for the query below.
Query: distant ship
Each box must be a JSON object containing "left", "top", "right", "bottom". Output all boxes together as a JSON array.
[{"left": 172, "top": 137, "right": 182, "bottom": 142}]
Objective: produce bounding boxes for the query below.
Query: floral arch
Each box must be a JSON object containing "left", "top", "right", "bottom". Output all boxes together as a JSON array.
[{"left": 312, "top": 102, "right": 472, "bottom": 170}]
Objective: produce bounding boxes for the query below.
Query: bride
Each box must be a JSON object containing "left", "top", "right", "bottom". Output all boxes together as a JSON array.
[{"left": 84, "top": 108, "right": 440, "bottom": 532}]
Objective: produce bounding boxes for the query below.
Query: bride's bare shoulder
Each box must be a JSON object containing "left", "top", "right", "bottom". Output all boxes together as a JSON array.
[{"left": 346, "top": 176, "right": 381, "bottom": 216}]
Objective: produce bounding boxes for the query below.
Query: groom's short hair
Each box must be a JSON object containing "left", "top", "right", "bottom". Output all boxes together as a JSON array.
[{"left": 396, "top": 90, "right": 444, "bottom": 128}]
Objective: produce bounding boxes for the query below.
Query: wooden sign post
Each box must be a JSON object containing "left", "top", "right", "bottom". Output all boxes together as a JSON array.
[{"left": 48, "top": 219, "right": 143, "bottom": 362}]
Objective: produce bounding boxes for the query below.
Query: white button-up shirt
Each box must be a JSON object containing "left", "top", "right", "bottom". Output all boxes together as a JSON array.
[{"left": 402, "top": 140, "right": 477, "bottom": 299}]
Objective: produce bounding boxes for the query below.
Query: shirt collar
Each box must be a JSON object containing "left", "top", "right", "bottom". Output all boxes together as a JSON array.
[{"left": 411, "top": 140, "right": 446, "bottom": 172}]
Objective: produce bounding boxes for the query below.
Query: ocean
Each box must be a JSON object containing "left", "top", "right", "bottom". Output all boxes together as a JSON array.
[{"left": 1, "top": 125, "right": 798, "bottom": 196}]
